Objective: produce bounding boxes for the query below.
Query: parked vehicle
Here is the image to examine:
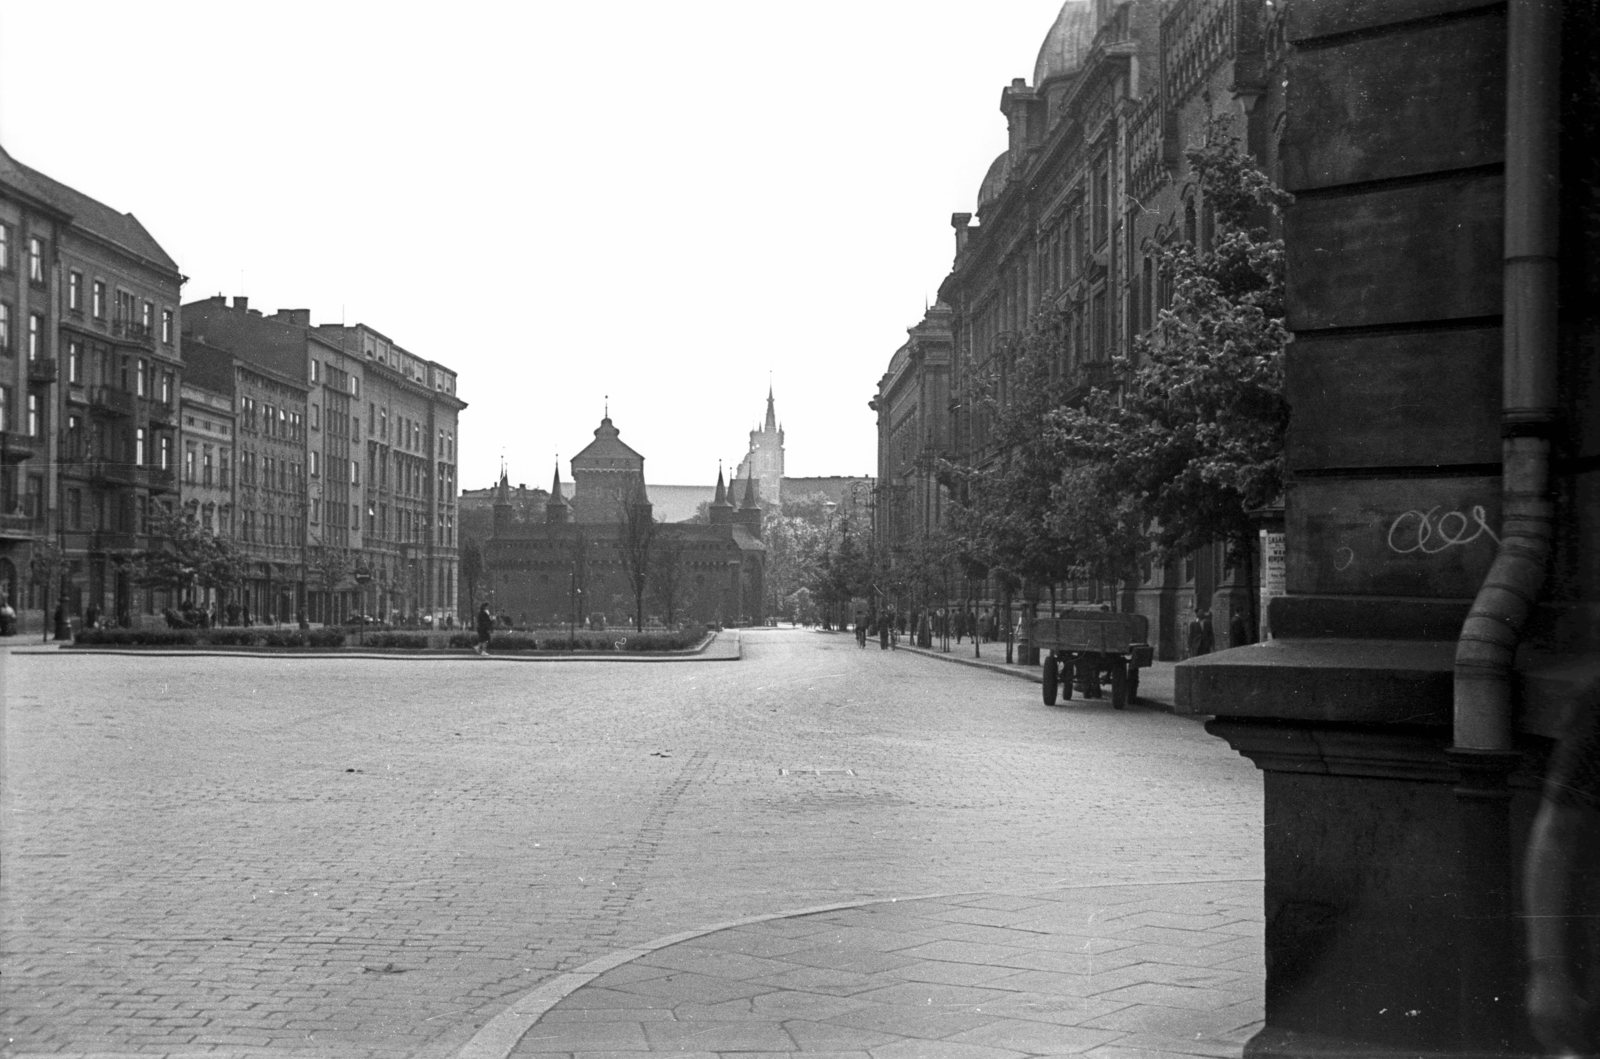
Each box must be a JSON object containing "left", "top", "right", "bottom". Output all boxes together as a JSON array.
[{"left": 1033, "top": 608, "right": 1154, "bottom": 710}]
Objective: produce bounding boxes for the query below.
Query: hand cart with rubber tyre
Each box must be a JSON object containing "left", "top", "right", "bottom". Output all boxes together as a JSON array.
[{"left": 1033, "top": 609, "right": 1154, "bottom": 710}]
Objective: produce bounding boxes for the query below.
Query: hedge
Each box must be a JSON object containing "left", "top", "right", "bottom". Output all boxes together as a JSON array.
[
  {"left": 70, "top": 624, "right": 706, "bottom": 652},
  {"left": 72, "top": 627, "right": 347, "bottom": 649}
]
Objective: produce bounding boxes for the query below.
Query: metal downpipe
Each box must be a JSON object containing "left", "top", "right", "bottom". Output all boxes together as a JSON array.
[{"left": 1453, "top": 0, "right": 1561, "bottom": 753}]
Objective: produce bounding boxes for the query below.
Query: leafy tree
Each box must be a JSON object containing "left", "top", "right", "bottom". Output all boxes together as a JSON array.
[
  {"left": 1050, "top": 118, "right": 1290, "bottom": 579},
  {"left": 126, "top": 507, "right": 247, "bottom": 603}
]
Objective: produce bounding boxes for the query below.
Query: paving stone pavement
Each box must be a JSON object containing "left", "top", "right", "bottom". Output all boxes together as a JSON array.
[
  {"left": 497, "top": 881, "right": 1262, "bottom": 1059},
  {"left": 0, "top": 629, "right": 1262, "bottom": 1059}
]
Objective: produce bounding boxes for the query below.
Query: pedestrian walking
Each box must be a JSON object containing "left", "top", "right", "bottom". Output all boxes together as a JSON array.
[
  {"left": 1199, "top": 610, "right": 1215, "bottom": 655},
  {"left": 475, "top": 602, "right": 494, "bottom": 655},
  {"left": 1229, "top": 609, "right": 1249, "bottom": 648}
]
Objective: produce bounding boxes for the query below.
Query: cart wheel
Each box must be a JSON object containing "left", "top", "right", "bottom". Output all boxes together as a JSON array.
[
  {"left": 1042, "top": 652, "right": 1058, "bottom": 706},
  {"left": 1110, "top": 659, "right": 1129, "bottom": 710},
  {"left": 1128, "top": 665, "right": 1141, "bottom": 703}
]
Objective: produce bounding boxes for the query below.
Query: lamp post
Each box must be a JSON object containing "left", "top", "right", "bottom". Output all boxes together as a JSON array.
[{"left": 352, "top": 562, "right": 372, "bottom": 645}]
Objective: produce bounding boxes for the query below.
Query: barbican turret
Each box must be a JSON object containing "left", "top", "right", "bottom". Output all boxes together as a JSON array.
[
  {"left": 545, "top": 463, "right": 570, "bottom": 524},
  {"left": 710, "top": 466, "right": 735, "bottom": 525}
]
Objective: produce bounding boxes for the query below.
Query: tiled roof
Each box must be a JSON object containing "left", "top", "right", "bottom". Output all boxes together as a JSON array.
[{"left": 0, "top": 145, "right": 179, "bottom": 272}]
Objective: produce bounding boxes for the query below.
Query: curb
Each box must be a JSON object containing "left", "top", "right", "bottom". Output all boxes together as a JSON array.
[{"left": 454, "top": 875, "right": 1265, "bottom": 1059}]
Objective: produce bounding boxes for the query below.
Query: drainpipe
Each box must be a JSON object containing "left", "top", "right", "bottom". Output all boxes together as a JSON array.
[{"left": 1453, "top": 0, "right": 1561, "bottom": 753}]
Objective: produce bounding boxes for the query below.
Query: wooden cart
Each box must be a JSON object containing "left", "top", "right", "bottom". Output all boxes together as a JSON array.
[{"left": 1032, "top": 609, "right": 1154, "bottom": 710}]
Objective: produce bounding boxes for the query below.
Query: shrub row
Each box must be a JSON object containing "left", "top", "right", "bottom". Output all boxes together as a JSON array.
[
  {"left": 74, "top": 627, "right": 347, "bottom": 648},
  {"left": 72, "top": 624, "right": 710, "bottom": 653}
]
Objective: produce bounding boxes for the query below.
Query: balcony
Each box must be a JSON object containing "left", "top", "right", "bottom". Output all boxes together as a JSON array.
[
  {"left": 145, "top": 399, "right": 175, "bottom": 425},
  {"left": 27, "top": 356, "right": 58, "bottom": 384},
  {"left": 92, "top": 531, "right": 139, "bottom": 553},
  {"left": 144, "top": 466, "right": 178, "bottom": 493},
  {"left": 0, "top": 511, "right": 41, "bottom": 539},
  {"left": 90, "top": 385, "right": 136, "bottom": 417},
  {"left": 0, "top": 430, "right": 39, "bottom": 462},
  {"left": 88, "top": 459, "right": 138, "bottom": 486},
  {"left": 111, "top": 319, "right": 155, "bottom": 349}
]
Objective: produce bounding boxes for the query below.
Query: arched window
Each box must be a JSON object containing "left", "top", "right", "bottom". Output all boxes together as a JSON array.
[{"left": 1184, "top": 197, "right": 1198, "bottom": 244}]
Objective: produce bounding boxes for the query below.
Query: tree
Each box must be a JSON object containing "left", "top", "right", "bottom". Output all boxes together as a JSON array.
[
  {"left": 1051, "top": 118, "right": 1290, "bottom": 577},
  {"left": 28, "top": 539, "right": 65, "bottom": 643},
  {"left": 616, "top": 483, "right": 658, "bottom": 631},
  {"left": 309, "top": 546, "right": 352, "bottom": 620},
  {"left": 458, "top": 536, "right": 486, "bottom": 615},
  {"left": 126, "top": 507, "right": 247, "bottom": 605},
  {"left": 648, "top": 527, "right": 691, "bottom": 625}
]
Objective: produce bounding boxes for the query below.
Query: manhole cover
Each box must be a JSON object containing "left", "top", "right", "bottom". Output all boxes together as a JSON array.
[{"left": 779, "top": 768, "right": 856, "bottom": 776}]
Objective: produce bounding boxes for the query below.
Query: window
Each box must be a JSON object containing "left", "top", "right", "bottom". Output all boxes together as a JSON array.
[
  {"left": 1092, "top": 162, "right": 1109, "bottom": 246},
  {"left": 68, "top": 488, "right": 82, "bottom": 530},
  {"left": 28, "top": 313, "right": 42, "bottom": 360},
  {"left": 66, "top": 414, "right": 84, "bottom": 459},
  {"left": 135, "top": 428, "right": 146, "bottom": 466},
  {"left": 202, "top": 446, "right": 213, "bottom": 486},
  {"left": 369, "top": 402, "right": 375, "bottom": 435},
  {"left": 311, "top": 404, "right": 320, "bottom": 430},
  {"left": 67, "top": 340, "right": 82, "bottom": 383},
  {"left": 349, "top": 376, "right": 358, "bottom": 397},
  {"left": 185, "top": 444, "right": 197, "bottom": 483},
  {"left": 219, "top": 448, "right": 231, "bottom": 487},
  {"left": 352, "top": 417, "right": 359, "bottom": 440},
  {"left": 0, "top": 224, "right": 7, "bottom": 271},
  {"left": 136, "top": 358, "right": 148, "bottom": 397},
  {"left": 0, "top": 384, "right": 10, "bottom": 430},
  {"left": 26, "top": 393, "right": 40, "bottom": 436},
  {"left": 161, "top": 371, "right": 173, "bottom": 405},
  {"left": 161, "top": 309, "right": 173, "bottom": 344},
  {"left": 27, "top": 236, "right": 43, "bottom": 284},
  {"left": 92, "top": 280, "right": 106, "bottom": 319},
  {"left": 310, "top": 450, "right": 320, "bottom": 477},
  {"left": 351, "top": 461, "right": 360, "bottom": 486},
  {"left": 159, "top": 434, "right": 172, "bottom": 470},
  {"left": 309, "top": 358, "right": 320, "bottom": 383},
  {"left": 69, "top": 271, "right": 83, "bottom": 312},
  {"left": 0, "top": 302, "right": 10, "bottom": 354},
  {"left": 141, "top": 301, "right": 154, "bottom": 334}
]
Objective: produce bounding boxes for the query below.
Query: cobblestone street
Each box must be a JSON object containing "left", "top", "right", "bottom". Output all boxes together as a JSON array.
[{"left": 1, "top": 630, "right": 1262, "bottom": 1058}]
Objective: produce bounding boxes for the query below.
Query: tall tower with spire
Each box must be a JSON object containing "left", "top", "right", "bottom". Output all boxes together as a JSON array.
[{"left": 736, "top": 387, "right": 785, "bottom": 509}]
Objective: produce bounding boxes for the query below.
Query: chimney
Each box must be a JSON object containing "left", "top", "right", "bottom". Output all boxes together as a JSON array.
[
  {"left": 273, "top": 308, "right": 311, "bottom": 326},
  {"left": 232, "top": 296, "right": 249, "bottom": 313}
]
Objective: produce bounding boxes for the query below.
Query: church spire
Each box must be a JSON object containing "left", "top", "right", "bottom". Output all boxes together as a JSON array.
[
  {"left": 764, "top": 386, "right": 777, "bottom": 433},
  {"left": 713, "top": 464, "right": 728, "bottom": 507},
  {"left": 546, "top": 459, "right": 570, "bottom": 523}
]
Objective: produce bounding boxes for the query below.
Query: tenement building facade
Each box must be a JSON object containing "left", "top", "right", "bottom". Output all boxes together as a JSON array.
[
  {"left": 876, "top": 0, "right": 1285, "bottom": 660},
  {"left": 183, "top": 297, "right": 465, "bottom": 626},
  {"left": 0, "top": 146, "right": 185, "bottom": 625}
]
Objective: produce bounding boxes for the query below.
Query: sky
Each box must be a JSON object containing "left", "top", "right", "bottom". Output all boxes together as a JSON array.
[{"left": 0, "top": 0, "right": 1071, "bottom": 490}]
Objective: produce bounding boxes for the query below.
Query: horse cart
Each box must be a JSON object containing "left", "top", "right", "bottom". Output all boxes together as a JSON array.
[{"left": 1033, "top": 609, "right": 1154, "bottom": 710}]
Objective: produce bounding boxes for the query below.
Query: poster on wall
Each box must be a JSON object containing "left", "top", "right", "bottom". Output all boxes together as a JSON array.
[{"left": 1260, "top": 530, "right": 1286, "bottom": 640}]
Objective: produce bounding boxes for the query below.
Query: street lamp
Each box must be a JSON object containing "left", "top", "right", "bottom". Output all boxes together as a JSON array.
[{"left": 352, "top": 562, "right": 372, "bottom": 645}]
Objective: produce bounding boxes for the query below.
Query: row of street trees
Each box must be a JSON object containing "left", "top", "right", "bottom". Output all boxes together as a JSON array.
[{"left": 936, "top": 123, "right": 1291, "bottom": 633}]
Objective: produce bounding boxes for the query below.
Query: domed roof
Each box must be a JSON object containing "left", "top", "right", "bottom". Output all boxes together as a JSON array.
[
  {"left": 1033, "top": 0, "right": 1096, "bottom": 86},
  {"left": 977, "top": 150, "right": 1011, "bottom": 211}
]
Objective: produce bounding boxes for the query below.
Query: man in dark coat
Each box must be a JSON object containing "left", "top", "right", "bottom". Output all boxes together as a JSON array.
[{"left": 475, "top": 603, "right": 494, "bottom": 655}]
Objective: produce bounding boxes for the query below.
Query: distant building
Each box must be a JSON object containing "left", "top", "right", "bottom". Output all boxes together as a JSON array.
[
  {"left": 480, "top": 414, "right": 766, "bottom": 626},
  {"left": 178, "top": 338, "right": 237, "bottom": 573},
  {"left": 735, "top": 388, "right": 784, "bottom": 506}
]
